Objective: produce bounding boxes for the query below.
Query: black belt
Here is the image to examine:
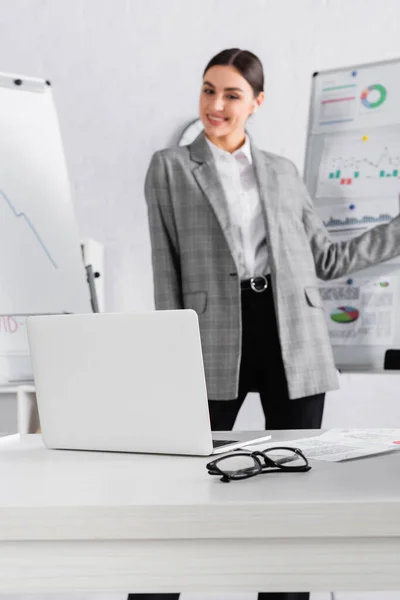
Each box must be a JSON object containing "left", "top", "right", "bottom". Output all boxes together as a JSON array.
[{"left": 240, "top": 274, "right": 270, "bottom": 292}]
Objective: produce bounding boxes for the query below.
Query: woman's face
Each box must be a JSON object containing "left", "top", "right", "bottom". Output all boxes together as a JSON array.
[{"left": 199, "top": 65, "right": 261, "bottom": 143}]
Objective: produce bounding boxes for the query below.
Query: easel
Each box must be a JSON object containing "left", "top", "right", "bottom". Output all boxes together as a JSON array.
[{"left": 85, "top": 264, "right": 100, "bottom": 314}]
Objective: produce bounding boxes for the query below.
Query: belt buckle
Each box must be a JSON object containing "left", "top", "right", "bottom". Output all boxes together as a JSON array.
[{"left": 250, "top": 275, "right": 268, "bottom": 293}]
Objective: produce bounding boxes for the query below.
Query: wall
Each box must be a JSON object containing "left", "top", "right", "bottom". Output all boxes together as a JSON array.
[{"left": 0, "top": 0, "right": 399, "bottom": 312}]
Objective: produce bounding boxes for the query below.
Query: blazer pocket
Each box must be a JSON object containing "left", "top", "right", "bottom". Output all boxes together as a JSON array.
[
  {"left": 304, "top": 286, "right": 323, "bottom": 308},
  {"left": 183, "top": 291, "right": 207, "bottom": 315}
]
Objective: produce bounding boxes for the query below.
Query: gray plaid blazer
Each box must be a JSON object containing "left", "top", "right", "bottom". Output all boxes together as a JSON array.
[{"left": 145, "top": 132, "right": 400, "bottom": 400}]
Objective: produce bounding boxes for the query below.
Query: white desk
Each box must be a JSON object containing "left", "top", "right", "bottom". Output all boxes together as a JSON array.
[{"left": 1, "top": 430, "right": 400, "bottom": 594}]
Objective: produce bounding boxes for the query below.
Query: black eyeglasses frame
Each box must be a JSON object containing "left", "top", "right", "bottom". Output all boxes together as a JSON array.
[{"left": 206, "top": 445, "right": 311, "bottom": 482}]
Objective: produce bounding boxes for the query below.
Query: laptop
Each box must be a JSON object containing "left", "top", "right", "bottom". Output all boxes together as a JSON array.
[{"left": 25, "top": 310, "right": 271, "bottom": 456}]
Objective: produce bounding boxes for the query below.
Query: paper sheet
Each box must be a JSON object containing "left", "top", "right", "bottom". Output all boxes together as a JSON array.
[
  {"left": 246, "top": 429, "right": 400, "bottom": 462},
  {"left": 318, "top": 276, "right": 398, "bottom": 346}
]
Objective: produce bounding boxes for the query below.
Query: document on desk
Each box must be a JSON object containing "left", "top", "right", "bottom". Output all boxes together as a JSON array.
[{"left": 247, "top": 429, "right": 400, "bottom": 462}]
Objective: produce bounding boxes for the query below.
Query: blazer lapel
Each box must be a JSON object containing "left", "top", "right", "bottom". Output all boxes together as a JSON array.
[
  {"left": 251, "top": 144, "right": 280, "bottom": 273},
  {"left": 189, "top": 134, "right": 240, "bottom": 270}
]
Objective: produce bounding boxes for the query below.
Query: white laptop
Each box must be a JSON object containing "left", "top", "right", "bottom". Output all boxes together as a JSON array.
[{"left": 25, "top": 310, "right": 271, "bottom": 456}]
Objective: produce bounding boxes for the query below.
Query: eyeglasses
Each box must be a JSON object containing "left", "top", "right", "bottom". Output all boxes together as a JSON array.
[{"left": 206, "top": 446, "right": 311, "bottom": 482}]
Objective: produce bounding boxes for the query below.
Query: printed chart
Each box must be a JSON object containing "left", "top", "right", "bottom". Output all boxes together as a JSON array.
[
  {"left": 319, "top": 277, "right": 397, "bottom": 346},
  {"left": 317, "top": 139, "right": 400, "bottom": 199},
  {"left": 317, "top": 198, "right": 399, "bottom": 236}
]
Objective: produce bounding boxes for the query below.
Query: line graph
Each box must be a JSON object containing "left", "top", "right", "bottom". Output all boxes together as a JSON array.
[
  {"left": 0, "top": 187, "right": 58, "bottom": 268},
  {"left": 317, "top": 140, "right": 400, "bottom": 198},
  {"left": 327, "top": 146, "right": 400, "bottom": 177}
]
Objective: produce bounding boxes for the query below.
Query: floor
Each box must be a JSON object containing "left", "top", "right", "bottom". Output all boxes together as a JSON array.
[
  {"left": 1, "top": 593, "right": 399, "bottom": 600},
  {"left": 0, "top": 595, "right": 327, "bottom": 600}
]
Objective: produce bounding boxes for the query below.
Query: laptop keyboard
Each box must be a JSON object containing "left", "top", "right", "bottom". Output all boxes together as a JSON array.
[{"left": 212, "top": 439, "right": 238, "bottom": 448}]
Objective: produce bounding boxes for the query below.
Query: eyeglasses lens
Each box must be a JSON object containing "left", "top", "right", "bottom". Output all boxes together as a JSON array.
[
  {"left": 263, "top": 448, "right": 306, "bottom": 468},
  {"left": 215, "top": 454, "right": 260, "bottom": 479}
]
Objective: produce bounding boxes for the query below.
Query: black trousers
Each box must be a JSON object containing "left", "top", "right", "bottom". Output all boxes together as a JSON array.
[
  {"left": 128, "top": 282, "right": 325, "bottom": 600},
  {"left": 209, "top": 282, "right": 325, "bottom": 432}
]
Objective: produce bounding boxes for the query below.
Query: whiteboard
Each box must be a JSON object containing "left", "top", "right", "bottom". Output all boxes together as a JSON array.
[
  {"left": 0, "top": 72, "right": 91, "bottom": 315},
  {"left": 0, "top": 71, "right": 91, "bottom": 381},
  {"left": 304, "top": 57, "right": 400, "bottom": 371}
]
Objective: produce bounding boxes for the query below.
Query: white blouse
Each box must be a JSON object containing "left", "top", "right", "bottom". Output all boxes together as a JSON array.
[{"left": 205, "top": 135, "right": 269, "bottom": 280}]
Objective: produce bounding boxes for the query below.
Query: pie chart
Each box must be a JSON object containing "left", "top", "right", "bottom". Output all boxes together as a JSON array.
[
  {"left": 361, "top": 84, "right": 387, "bottom": 108},
  {"left": 330, "top": 306, "right": 359, "bottom": 324}
]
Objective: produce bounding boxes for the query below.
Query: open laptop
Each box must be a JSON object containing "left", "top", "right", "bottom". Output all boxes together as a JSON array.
[{"left": 25, "top": 310, "right": 271, "bottom": 456}]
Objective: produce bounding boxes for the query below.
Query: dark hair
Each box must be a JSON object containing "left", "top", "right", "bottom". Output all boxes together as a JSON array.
[{"left": 203, "top": 48, "right": 264, "bottom": 97}]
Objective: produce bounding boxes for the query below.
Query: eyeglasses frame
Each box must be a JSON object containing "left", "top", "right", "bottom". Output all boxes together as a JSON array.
[{"left": 206, "top": 445, "right": 311, "bottom": 482}]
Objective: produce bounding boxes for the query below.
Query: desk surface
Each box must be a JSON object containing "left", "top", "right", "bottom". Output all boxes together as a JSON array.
[
  {"left": 1, "top": 430, "right": 400, "bottom": 594},
  {"left": 1, "top": 430, "right": 400, "bottom": 539}
]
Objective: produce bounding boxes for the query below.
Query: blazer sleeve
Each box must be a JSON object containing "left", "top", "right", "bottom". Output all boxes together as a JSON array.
[
  {"left": 294, "top": 166, "right": 400, "bottom": 280},
  {"left": 144, "top": 151, "right": 183, "bottom": 309}
]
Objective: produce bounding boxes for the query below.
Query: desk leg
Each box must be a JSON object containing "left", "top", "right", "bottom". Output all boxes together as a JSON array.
[{"left": 17, "top": 389, "right": 40, "bottom": 434}]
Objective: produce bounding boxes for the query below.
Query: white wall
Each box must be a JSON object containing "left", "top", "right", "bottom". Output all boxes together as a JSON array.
[{"left": 0, "top": 0, "right": 399, "bottom": 312}]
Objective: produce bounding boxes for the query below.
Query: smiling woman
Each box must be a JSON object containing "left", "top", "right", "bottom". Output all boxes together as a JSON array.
[{"left": 139, "top": 46, "right": 400, "bottom": 600}]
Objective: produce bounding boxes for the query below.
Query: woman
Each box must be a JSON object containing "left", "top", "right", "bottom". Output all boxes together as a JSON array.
[{"left": 133, "top": 48, "right": 400, "bottom": 600}]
